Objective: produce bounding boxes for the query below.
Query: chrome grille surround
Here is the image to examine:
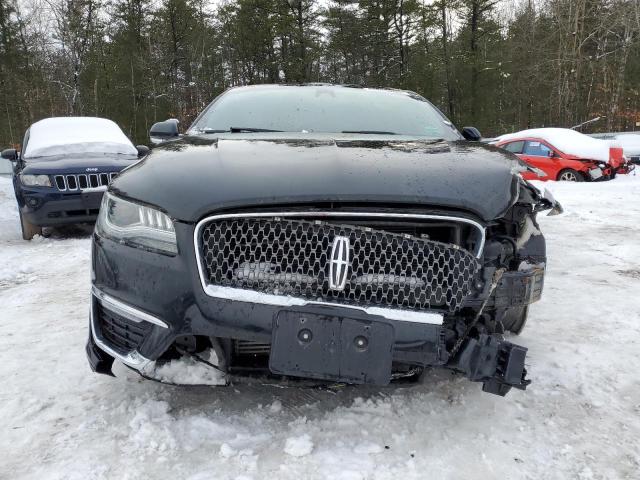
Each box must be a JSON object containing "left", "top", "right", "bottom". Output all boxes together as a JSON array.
[
  {"left": 54, "top": 172, "right": 118, "bottom": 191},
  {"left": 195, "top": 212, "right": 483, "bottom": 314}
]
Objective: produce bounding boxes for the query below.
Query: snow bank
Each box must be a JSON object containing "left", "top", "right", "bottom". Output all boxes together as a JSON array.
[
  {"left": 23, "top": 117, "right": 137, "bottom": 159},
  {"left": 149, "top": 349, "right": 227, "bottom": 386},
  {"left": 497, "top": 128, "right": 616, "bottom": 162},
  {"left": 0, "top": 162, "right": 12, "bottom": 174},
  {"left": 0, "top": 179, "right": 20, "bottom": 242},
  {"left": 284, "top": 434, "right": 314, "bottom": 457}
]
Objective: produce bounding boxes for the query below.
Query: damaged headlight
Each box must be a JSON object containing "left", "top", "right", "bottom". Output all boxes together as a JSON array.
[
  {"left": 96, "top": 192, "right": 177, "bottom": 255},
  {"left": 20, "top": 174, "right": 52, "bottom": 187}
]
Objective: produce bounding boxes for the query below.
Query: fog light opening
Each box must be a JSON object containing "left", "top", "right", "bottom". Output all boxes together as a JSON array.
[{"left": 143, "top": 335, "right": 228, "bottom": 386}]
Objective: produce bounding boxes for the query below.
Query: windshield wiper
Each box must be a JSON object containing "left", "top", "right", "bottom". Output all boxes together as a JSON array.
[
  {"left": 341, "top": 130, "right": 398, "bottom": 135},
  {"left": 194, "top": 127, "right": 283, "bottom": 134},
  {"left": 229, "top": 127, "right": 283, "bottom": 133}
]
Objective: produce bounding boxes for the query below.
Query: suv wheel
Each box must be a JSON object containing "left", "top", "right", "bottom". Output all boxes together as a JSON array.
[
  {"left": 19, "top": 210, "right": 43, "bottom": 240},
  {"left": 557, "top": 169, "right": 583, "bottom": 182}
]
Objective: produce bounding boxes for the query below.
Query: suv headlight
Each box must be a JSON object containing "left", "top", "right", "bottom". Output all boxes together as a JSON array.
[
  {"left": 96, "top": 192, "right": 177, "bottom": 255},
  {"left": 21, "top": 174, "right": 52, "bottom": 187}
]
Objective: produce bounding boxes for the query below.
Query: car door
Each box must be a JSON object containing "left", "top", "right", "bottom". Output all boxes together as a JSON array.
[{"left": 521, "top": 140, "right": 557, "bottom": 180}]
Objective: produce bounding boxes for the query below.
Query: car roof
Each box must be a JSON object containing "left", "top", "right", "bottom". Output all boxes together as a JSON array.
[
  {"left": 24, "top": 117, "right": 137, "bottom": 159},
  {"left": 225, "top": 83, "right": 425, "bottom": 99}
]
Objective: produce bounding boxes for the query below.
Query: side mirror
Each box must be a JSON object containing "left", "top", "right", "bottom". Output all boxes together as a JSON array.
[
  {"left": 548, "top": 150, "right": 556, "bottom": 158},
  {"left": 136, "top": 145, "right": 150, "bottom": 157},
  {"left": 149, "top": 119, "right": 179, "bottom": 144},
  {"left": 1, "top": 148, "right": 18, "bottom": 161},
  {"left": 461, "top": 126, "right": 482, "bottom": 141}
]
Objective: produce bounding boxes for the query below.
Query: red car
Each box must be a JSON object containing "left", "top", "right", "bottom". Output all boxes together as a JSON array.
[{"left": 494, "top": 128, "right": 627, "bottom": 182}]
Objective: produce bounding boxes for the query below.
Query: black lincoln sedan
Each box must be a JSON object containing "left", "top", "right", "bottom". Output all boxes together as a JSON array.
[
  {"left": 1, "top": 117, "right": 148, "bottom": 239},
  {"left": 86, "top": 84, "right": 559, "bottom": 396}
]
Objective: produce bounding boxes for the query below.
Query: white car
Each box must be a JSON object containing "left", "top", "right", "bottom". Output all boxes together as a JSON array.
[{"left": 590, "top": 132, "right": 640, "bottom": 165}]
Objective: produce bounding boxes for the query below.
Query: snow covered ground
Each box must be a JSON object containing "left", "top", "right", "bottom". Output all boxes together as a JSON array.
[{"left": 0, "top": 173, "right": 639, "bottom": 480}]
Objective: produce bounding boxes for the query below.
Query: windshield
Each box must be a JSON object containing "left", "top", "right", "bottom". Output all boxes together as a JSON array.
[{"left": 189, "top": 86, "right": 461, "bottom": 140}]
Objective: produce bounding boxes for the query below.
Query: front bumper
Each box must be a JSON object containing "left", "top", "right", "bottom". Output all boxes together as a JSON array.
[
  {"left": 87, "top": 223, "right": 536, "bottom": 394},
  {"left": 20, "top": 188, "right": 105, "bottom": 226},
  {"left": 617, "top": 163, "right": 636, "bottom": 174},
  {"left": 87, "top": 283, "right": 530, "bottom": 394}
]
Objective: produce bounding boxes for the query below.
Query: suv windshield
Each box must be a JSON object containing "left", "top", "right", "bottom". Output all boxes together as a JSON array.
[{"left": 189, "top": 86, "right": 460, "bottom": 140}]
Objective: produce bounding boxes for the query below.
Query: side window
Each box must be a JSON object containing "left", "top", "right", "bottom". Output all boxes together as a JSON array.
[
  {"left": 523, "top": 141, "right": 552, "bottom": 157},
  {"left": 503, "top": 141, "right": 524, "bottom": 154}
]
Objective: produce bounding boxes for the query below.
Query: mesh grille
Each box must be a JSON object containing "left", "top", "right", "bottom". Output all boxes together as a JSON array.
[
  {"left": 97, "top": 304, "right": 151, "bottom": 355},
  {"left": 199, "top": 217, "right": 480, "bottom": 312}
]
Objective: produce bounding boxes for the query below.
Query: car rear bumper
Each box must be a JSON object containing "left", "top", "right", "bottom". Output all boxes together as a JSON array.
[{"left": 21, "top": 188, "right": 105, "bottom": 226}]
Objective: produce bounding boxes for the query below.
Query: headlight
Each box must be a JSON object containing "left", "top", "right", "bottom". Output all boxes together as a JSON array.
[
  {"left": 96, "top": 192, "right": 177, "bottom": 255},
  {"left": 21, "top": 174, "right": 52, "bottom": 187}
]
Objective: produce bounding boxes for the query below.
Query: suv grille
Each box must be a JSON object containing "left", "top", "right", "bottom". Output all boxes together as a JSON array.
[
  {"left": 199, "top": 217, "right": 480, "bottom": 312},
  {"left": 54, "top": 172, "right": 117, "bottom": 191},
  {"left": 97, "top": 304, "right": 151, "bottom": 354}
]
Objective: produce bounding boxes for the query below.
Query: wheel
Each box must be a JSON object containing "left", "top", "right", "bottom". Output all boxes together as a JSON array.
[
  {"left": 557, "top": 168, "right": 583, "bottom": 182},
  {"left": 501, "top": 306, "right": 529, "bottom": 335},
  {"left": 19, "top": 210, "right": 42, "bottom": 240}
]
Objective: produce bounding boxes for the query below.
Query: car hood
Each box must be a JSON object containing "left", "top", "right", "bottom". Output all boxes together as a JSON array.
[
  {"left": 111, "top": 135, "right": 521, "bottom": 223},
  {"left": 21, "top": 154, "right": 139, "bottom": 174}
]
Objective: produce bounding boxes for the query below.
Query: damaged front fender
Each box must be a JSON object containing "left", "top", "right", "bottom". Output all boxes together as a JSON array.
[{"left": 542, "top": 188, "right": 564, "bottom": 216}]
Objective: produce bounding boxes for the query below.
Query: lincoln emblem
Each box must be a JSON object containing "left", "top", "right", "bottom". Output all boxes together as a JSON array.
[{"left": 329, "top": 236, "right": 350, "bottom": 291}]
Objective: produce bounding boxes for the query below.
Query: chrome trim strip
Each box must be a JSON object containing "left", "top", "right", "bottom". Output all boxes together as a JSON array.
[
  {"left": 193, "top": 211, "right": 485, "bottom": 325},
  {"left": 90, "top": 302, "right": 153, "bottom": 369},
  {"left": 81, "top": 186, "right": 108, "bottom": 193},
  {"left": 92, "top": 286, "right": 169, "bottom": 328},
  {"left": 194, "top": 211, "right": 484, "bottom": 255},
  {"left": 202, "top": 284, "right": 444, "bottom": 325}
]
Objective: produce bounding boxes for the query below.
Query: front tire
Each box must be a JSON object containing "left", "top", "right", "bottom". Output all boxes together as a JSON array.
[
  {"left": 19, "top": 210, "right": 42, "bottom": 240},
  {"left": 557, "top": 168, "right": 584, "bottom": 182},
  {"left": 501, "top": 306, "right": 529, "bottom": 335}
]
